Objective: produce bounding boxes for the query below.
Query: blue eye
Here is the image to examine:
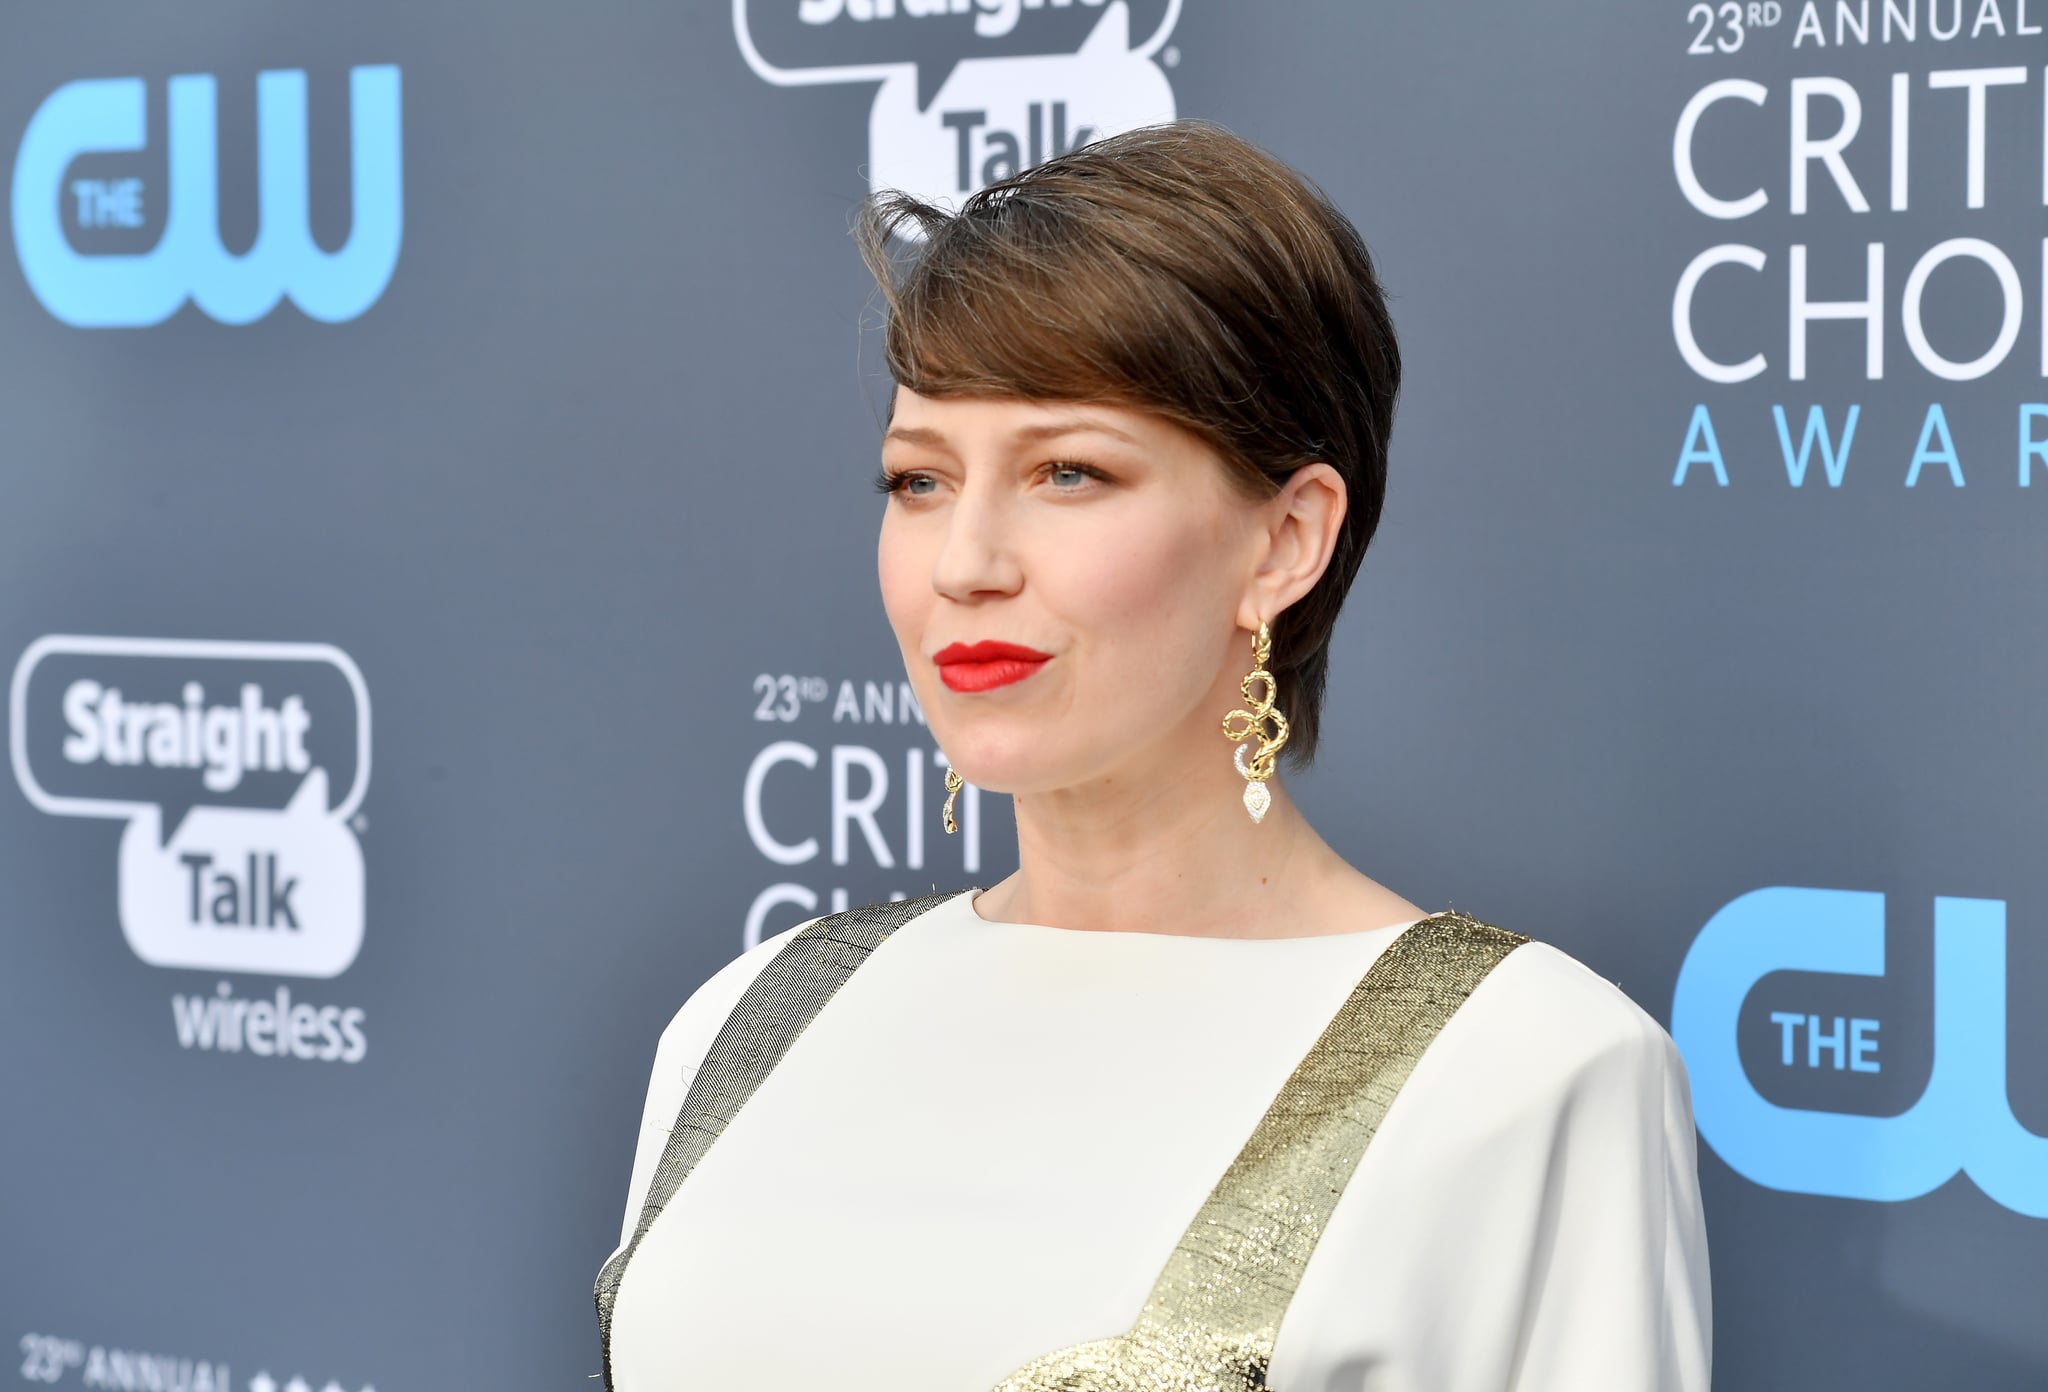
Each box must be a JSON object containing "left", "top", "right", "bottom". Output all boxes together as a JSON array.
[
  {"left": 1047, "top": 463, "right": 1101, "bottom": 489},
  {"left": 874, "top": 468, "right": 938, "bottom": 498}
]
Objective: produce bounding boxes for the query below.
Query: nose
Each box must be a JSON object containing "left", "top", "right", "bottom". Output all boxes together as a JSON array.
[{"left": 931, "top": 482, "right": 1024, "bottom": 603}]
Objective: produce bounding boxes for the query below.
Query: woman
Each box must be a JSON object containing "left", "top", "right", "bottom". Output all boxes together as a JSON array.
[{"left": 596, "top": 121, "right": 1711, "bottom": 1390}]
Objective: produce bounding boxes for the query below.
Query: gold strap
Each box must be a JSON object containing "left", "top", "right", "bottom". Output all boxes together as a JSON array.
[
  {"left": 593, "top": 893, "right": 953, "bottom": 1389},
  {"left": 991, "top": 910, "right": 1528, "bottom": 1392}
]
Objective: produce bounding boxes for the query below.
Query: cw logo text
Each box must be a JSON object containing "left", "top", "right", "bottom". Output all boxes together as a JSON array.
[
  {"left": 10, "top": 66, "right": 402, "bottom": 327},
  {"left": 11, "top": 635, "right": 372, "bottom": 981},
  {"left": 1672, "top": 886, "right": 2044, "bottom": 1217}
]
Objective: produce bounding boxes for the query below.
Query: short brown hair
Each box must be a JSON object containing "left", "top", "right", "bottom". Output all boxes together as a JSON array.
[{"left": 855, "top": 120, "right": 1400, "bottom": 764}]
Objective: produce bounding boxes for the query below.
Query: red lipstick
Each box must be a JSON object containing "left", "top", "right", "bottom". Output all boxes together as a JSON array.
[{"left": 933, "top": 640, "right": 1051, "bottom": 693}]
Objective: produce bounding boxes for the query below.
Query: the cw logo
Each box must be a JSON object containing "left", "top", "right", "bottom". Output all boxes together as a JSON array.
[
  {"left": 1672, "top": 887, "right": 2045, "bottom": 1217},
  {"left": 9, "top": 66, "right": 402, "bottom": 327}
]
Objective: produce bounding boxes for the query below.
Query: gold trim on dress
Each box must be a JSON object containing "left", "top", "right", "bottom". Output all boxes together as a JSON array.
[
  {"left": 989, "top": 911, "right": 1528, "bottom": 1391},
  {"left": 593, "top": 901, "right": 1527, "bottom": 1392}
]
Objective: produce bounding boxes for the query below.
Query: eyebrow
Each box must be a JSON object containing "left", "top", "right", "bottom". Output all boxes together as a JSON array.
[{"left": 882, "top": 417, "right": 1141, "bottom": 450}]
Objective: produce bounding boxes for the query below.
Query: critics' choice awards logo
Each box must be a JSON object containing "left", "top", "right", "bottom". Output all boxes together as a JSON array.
[
  {"left": 9, "top": 65, "right": 402, "bottom": 327},
  {"left": 735, "top": 0, "right": 1179, "bottom": 209},
  {"left": 1673, "top": 887, "right": 2046, "bottom": 1218},
  {"left": 1666, "top": 15, "right": 2047, "bottom": 488},
  {"left": 11, "top": 637, "right": 373, "bottom": 1062},
  {"left": 744, "top": 674, "right": 992, "bottom": 949}
]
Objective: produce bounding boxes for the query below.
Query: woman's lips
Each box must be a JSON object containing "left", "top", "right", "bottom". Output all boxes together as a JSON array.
[{"left": 933, "top": 640, "right": 1051, "bottom": 693}]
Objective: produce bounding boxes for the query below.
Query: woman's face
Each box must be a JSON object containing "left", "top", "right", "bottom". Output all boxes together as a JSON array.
[{"left": 876, "top": 387, "right": 1272, "bottom": 798}]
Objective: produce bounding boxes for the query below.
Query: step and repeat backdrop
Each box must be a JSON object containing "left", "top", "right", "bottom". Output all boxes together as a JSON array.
[{"left": 1, "top": 1, "right": 2042, "bottom": 1388}]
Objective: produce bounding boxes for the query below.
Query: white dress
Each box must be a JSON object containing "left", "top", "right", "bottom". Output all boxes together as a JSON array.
[{"left": 604, "top": 889, "right": 1712, "bottom": 1391}]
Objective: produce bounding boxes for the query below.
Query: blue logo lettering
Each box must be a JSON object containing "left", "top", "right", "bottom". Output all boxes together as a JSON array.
[
  {"left": 10, "top": 66, "right": 402, "bottom": 327},
  {"left": 1672, "top": 887, "right": 2045, "bottom": 1217}
]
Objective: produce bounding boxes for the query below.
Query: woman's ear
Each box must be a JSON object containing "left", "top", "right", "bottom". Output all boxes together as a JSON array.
[{"left": 1240, "top": 463, "right": 1347, "bottom": 628}]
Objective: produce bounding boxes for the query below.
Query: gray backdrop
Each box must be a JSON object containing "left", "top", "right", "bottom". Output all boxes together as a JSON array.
[{"left": 3, "top": 2, "right": 2043, "bottom": 1388}]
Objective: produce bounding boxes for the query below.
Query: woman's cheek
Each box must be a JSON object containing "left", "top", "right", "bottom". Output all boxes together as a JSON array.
[
  {"left": 1062, "top": 545, "right": 1205, "bottom": 684},
  {"left": 1080, "top": 513, "right": 1218, "bottom": 628},
  {"left": 876, "top": 519, "right": 930, "bottom": 644}
]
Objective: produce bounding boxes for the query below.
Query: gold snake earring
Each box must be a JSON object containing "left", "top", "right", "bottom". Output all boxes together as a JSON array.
[
  {"left": 1221, "top": 621, "right": 1290, "bottom": 824},
  {"left": 941, "top": 765, "right": 965, "bottom": 835}
]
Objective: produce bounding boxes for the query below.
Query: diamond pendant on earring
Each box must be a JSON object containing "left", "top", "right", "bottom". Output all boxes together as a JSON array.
[
  {"left": 1222, "top": 621, "right": 1290, "bottom": 824},
  {"left": 1235, "top": 742, "right": 1273, "bottom": 822}
]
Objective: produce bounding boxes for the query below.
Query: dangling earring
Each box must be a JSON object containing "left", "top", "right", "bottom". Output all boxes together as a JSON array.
[
  {"left": 942, "top": 765, "right": 965, "bottom": 835},
  {"left": 1221, "top": 621, "right": 1290, "bottom": 824}
]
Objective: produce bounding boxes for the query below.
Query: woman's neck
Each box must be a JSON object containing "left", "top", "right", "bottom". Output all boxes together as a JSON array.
[{"left": 973, "top": 747, "right": 1421, "bottom": 940}]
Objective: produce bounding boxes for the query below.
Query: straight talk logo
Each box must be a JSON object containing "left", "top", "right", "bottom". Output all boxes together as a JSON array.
[
  {"left": 11, "top": 636, "right": 375, "bottom": 1064},
  {"left": 736, "top": 0, "right": 1180, "bottom": 210}
]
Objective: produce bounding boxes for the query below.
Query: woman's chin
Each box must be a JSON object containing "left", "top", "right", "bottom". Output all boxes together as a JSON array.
[
  {"left": 929, "top": 724, "right": 1058, "bottom": 786},
  {"left": 935, "top": 752, "right": 1065, "bottom": 799}
]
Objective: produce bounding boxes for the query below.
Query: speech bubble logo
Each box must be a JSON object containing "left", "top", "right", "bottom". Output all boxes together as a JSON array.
[
  {"left": 118, "top": 767, "right": 366, "bottom": 977},
  {"left": 11, "top": 635, "right": 371, "bottom": 980},
  {"left": 866, "top": 3, "right": 1174, "bottom": 206},
  {"left": 736, "top": 0, "right": 1178, "bottom": 113},
  {"left": 11, "top": 634, "right": 368, "bottom": 842}
]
